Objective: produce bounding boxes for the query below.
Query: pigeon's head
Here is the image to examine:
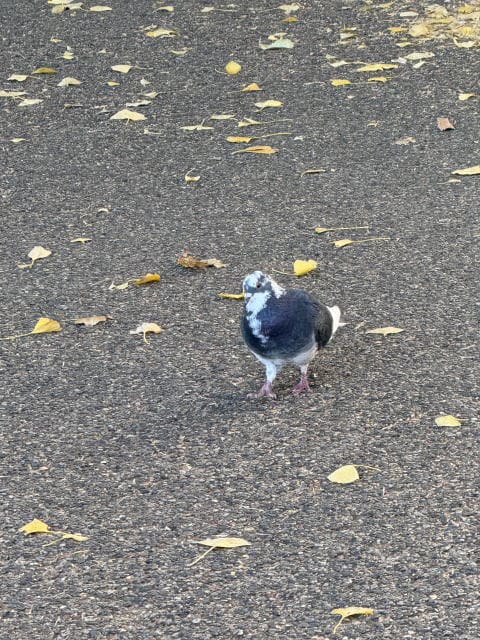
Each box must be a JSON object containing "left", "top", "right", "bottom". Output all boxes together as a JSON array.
[{"left": 242, "top": 271, "right": 284, "bottom": 301}]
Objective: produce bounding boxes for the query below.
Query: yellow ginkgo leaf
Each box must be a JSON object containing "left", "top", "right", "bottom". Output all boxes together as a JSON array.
[
  {"left": 192, "top": 537, "right": 251, "bottom": 548},
  {"left": 111, "top": 64, "right": 132, "bottom": 73},
  {"left": 218, "top": 292, "right": 245, "bottom": 299},
  {"left": 89, "top": 5, "right": 112, "bottom": 10},
  {"left": 458, "top": 93, "right": 476, "bottom": 101},
  {"left": 110, "top": 109, "right": 146, "bottom": 121},
  {"left": 255, "top": 99, "right": 283, "bottom": 109},
  {"left": 409, "top": 23, "right": 430, "bottom": 37},
  {"left": 62, "top": 50, "right": 74, "bottom": 60},
  {"left": 327, "top": 465, "right": 360, "bottom": 484},
  {"left": 330, "top": 78, "right": 351, "bottom": 86},
  {"left": 18, "top": 245, "right": 52, "bottom": 268},
  {"left": 225, "top": 61, "right": 241, "bottom": 75},
  {"left": 145, "top": 27, "right": 177, "bottom": 38},
  {"left": 333, "top": 238, "right": 353, "bottom": 248},
  {"left": 242, "top": 82, "right": 262, "bottom": 92},
  {"left": 356, "top": 63, "right": 398, "bottom": 71},
  {"left": 132, "top": 273, "right": 161, "bottom": 285},
  {"left": 32, "top": 66, "right": 56, "bottom": 74},
  {"left": 367, "top": 76, "right": 388, "bottom": 83},
  {"left": 8, "top": 73, "right": 29, "bottom": 81},
  {"left": 11, "top": 138, "right": 27, "bottom": 143},
  {"left": 57, "top": 77, "right": 81, "bottom": 86},
  {"left": 451, "top": 165, "right": 480, "bottom": 176},
  {"left": 293, "top": 259, "right": 317, "bottom": 276},
  {"left": 31, "top": 317, "right": 62, "bottom": 335},
  {"left": 453, "top": 39, "right": 476, "bottom": 48},
  {"left": 226, "top": 135, "right": 255, "bottom": 143},
  {"left": 19, "top": 519, "right": 51, "bottom": 535},
  {"left": 388, "top": 26, "right": 407, "bottom": 33},
  {"left": 0, "top": 90, "right": 27, "bottom": 97},
  {"left": 435, "top": 414, "right": 462, "bottom": 427},
  {"left": 404, "top": 51, "right": 435, "bottom": 61},
  {"left": 210, "top": 114, "right": 235, "bottom": 120},
  {"left": 331, "top": 607, "right": 374, "bottom": 633},
  {"left": 278, "top": 2, "right": 301, "bottom": 14},
  {"left": 61, "top": 532, "right": 89, "bottom": 541},
  {"left": 231, "top": 145, "right": 278, "bottom": 155},
  {"left": 365, "top": 326, "right": 404, "bottom": 336},
  {"left": 315, "top": 225, "right": 368, "bottom": 233},
  {"left": 130, "top": 322, "right": 164, "bottom": 344}
]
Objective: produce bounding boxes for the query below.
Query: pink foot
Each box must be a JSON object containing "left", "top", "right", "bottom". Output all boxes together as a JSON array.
[
  {"left": 292, "top": 375, "right": 310, "bottom": 395},
  {"left": 247, "top": 382, "right": 277, "bottom": 399}
]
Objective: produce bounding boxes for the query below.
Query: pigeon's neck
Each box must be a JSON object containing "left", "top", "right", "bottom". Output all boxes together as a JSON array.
[
  {"left": 270, "top": 281, "right": 285, "bottom": 298},
  {"left": 246, "top": 291, "right": 271, "bottom": 317}
]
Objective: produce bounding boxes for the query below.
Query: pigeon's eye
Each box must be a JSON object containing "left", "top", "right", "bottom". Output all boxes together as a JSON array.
[{"left": 256, "top": 282, "right": 262, "bottom": 288}]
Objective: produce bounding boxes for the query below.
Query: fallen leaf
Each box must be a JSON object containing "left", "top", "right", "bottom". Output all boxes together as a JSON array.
[
  {"left": 75, "top": 315, "right": 111, "bottom": 327},
  {"left": 19, "top": 519, "right": 51, "bottom": 535},
  {"left": 18, "top": 245, "right": 52, "bottom": 268},
  {"left": 0, "top": 90, "right": 27, "bottom": 97},
  {"left": 435, "top": 414, "right": 462, "bottom": 427},
  {"left": 409, "top": 23, "right": 430, "bottom": 37},
  {"left": 111, "top": 64, "right": 132, "bottom": 73},
  {"left": 332, "top": 237, "right": 390, "bottom": 248},
  {"left": 255, "top": 99, "right": 282, "bottom": 109},
  {"left": 60, "top": 532, "right": 89, "bottom": 541},
  {"left": 404, "top": 51, "right": 435, "bottom": 60},
  {"left": 241, "top": 82, "right": 262, "bottom": 92},
  {"left": 388, "top": 26, "right": 407, "bottom": 33},
  {"left": 132, "top": 273, "right": 161, "bottom": 285},
  {"left": 178, "top": 252, "right": 226, "bottom": 269},
  {"left": 181, "top": 122, "right": 214, "bottom": 131},
  {"left": 57, "top": 77, "right": 82, "bottom": 86},
  {"left": 32, "top": 66, "right": 56, "bottom": 74},
  {"left": 18, "top": 98, "right": 43, "bottom": 107},
  {"left": 170, "top": 48, "right": 189, "bottom": 55},
  {"left": 62, "top": 50, "right": 75, "bottom": 60},
  {"left": 454, "top": 39, "right": 476, "bottom": 48},
  {"left": 110, "top": 109, "right": 146, "bottom": 121},
  {"left": 8, "top": 73, "right": 29, "bottom": 81},
  {"left": 277, "top": 3, "right": 301, "bottom": 14},
  {"left": 365, "top": 326, "right": 404, "bottom": 336},
  {"left": 125, "top": 100, "right": 152, "bottom": 107},
  {"left": 107, "top": 81, "right": 120, "bottom": 86},
  {"left": 10, "top": 138, "right": 27, "bottom": 143},
  {"left": 458, "top": 92, "right": 476, "bottom": 101},
  {"left": 394, "top": 136, "right": 416, "bottom": 145},
  {"left": 188, "top": 536, "right": 251, "bottom": 566},
  {"left": 367, "top": 76, "right": 388, "bottom": 82},
  {"left": 232, "top": 145, "right": 278, "bottom": 155},
  {"left": 327, "top": 465, "right": 360, "bottom": 484},
  {"left": 437, "top": 117, "right": 454, "bottom": 131},
  {"left": 157, "top": 5, "right": 174, "bottom": 11},
  {"left": 130, "top": 322, "right": 164, "bottom": 343},
  {"left": 330, "top": 78, "right": 351, "bottom": 86},
  {"left": 70, "top": 237, "right": 92, "bottom": 243},
  {"left": 331, "top": 607, "right": 374, "bottom": 634},
  {"left": 145, "top": 27, "right": 177, "bottom": 38},
  {"left": 259, "top": 37, "right": 295, "bottom": 50},
  {"left": 89, "top": 5, "right": 112, "bottom": 10},
  {"left": 315, "top": 225, "right": 368, "bottom": 233},
  {"left": 452, "top": 165, "right": 480, "bottom": 176},
  {"left": 293, "top": 259, "right": 317, "bottom": 276},
  {"left": 225, "top": 60, "right": 241, "bottom": 75},
  {"left": 355, "top": 63, "right": 398, "bottom": 71},
  {"left": 31, "top": 317, "right": 62, "bottom": 335},
  {"left": 226, "top": 135, "right": 256, "bottom": 143},
  {"left": 218, "top": 292, "right": 245, "bottom": 299},
  {"left": 210, "top": 113, "right": 235, "bottom": 120},
  {"left": 282, "top": 15, "right": 298, "bottom": 22},
  {"left": 109, "top": 281, "right": 130, "bottom": 290},
  {"left": 300, "top": 168, "right": 327, "bottom": 176},
  {"left": 184, "top": 170, "right": 200, "bottom": 182}
]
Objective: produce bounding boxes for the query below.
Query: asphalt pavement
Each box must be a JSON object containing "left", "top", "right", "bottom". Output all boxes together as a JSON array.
[{"left": 1, "top": 1, "right": 478, "bottom": 638}]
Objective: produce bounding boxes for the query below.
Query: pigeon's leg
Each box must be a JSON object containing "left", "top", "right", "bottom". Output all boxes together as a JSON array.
[
  {"left": 248, "top": 362, "right": 278, "bottom": 399},
  {"left": 292, "top": 364, "right": 310, "bottom": 395}
]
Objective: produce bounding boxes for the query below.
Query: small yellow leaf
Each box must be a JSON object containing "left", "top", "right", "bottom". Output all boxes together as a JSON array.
[
  {"left": 277, "top": 2, "right": 301, "bottom": 14},
  {"left": 404, "top": 51, "right": 435, "bottom": 61},
  {"left": 365, "top": 326, "right": 404, "bottom": 336},
  {"left": 241, "top": 82, "right": 262, "bottom": 92},
  {"left": 89, "top": 5, "right": 112, "bottom": 10},
  {"left": 107, "top": 81, "right": 120, "bottom": 86},
  {"left": 330, "top": 78, "right": 351, "bottom": 86},
  {"left": 282, "top": 15, "right": 298, "bottom": 22},
  {"left": 301, "top": 168, "right": 327, "bottom": 176},
  {"left": 225, "top": 60, "right": 241, "bottom": 75},
  {"left": 218, "top": 292, "right": 245, "bottom": 299},
  {"left": 409, "top": 23, "right": 430, "bottom": 37},
  {"left": 170, "top": 48, "right": 189, "bottom": 55},
  {"left": 453, "top": 39, "right": 476, "bottom": 49},
  {"left": 28, "top": 245, "right": 52, "bottom": 265},
  {"left": 111, "top": 64, "right": 132, "bottom": 73},
  {"left": 210, "top": 113, "right": 235, "bottom": 120},
  {"left": 457, "top": 3, "right": 475, "bottom": 13},
  {"left": 8, "top": 73, "right": 29, "bottom": 81},
  {"left": 178, "top": 252, "right": 226, "bottom": 269},
  {"left": 110, "top": 109, "right": 146, "bottom": 121},
  {"left": 0, "top": 90, "right": 27, "bottom": 97},
  {"left": 130, "top": 322, "right": 164, "bottom": 343},
  {"left": 435, "top": 414, "right": 462, "bottom": 427},
  {"left": 327, "top": 465, "right": 360, "bottom": 484},
  {"left": 61, "top": 532, "right": 89, "bottom": 541},
  {"left": 184, "top": 170, "right": 200, "bottom": 182},
  {"left": 191, "top": 537, "right": 251, "bottom": 548},
  {"left": 437, "top": 117, "right": 454, "bottom": 131},
  {"left": 331, "top": 607, "right": 374, "bottom": 633},
  {"left": 356, "top": 63, "right": 398, "bottom": 72},
  {"left": 332, "top": 239, "right": 354, "bottom": 248},
  {"left": 19, "top": 519, "right": 51, "bottom": 535},
  {"left": 57, "top": 77, "right": 82, "bottom": 86},
  {"left": 255, "top": 99, "right": 283, "bottom": 109},
  {"left": 259, "top": 37, "right": 294, "bottom": 50},
  {"left": 388, "top": 26, "right": 407, "bottom": 33},
  {"left": 238, "top": 118, "right": 263, "bottom": 127},
  {"left": 293, "top": 259, "right": 317, "bottom": 276},
  {"left": 31, "top": 317, "right": 62, "bottom": 335},
  {"left": 181, "top": 123, "right": 214, "bottom": 131},
  {"left": 132, "top": 273, "right": 161, "bottom": 285},
  {"left": 157, "top": 5, "right": 174, "bottom": 11},
  {"left": 145, "top": 27, "right": 177, "bottom": 38},
  {"left": 458, "top": 93, "right": 476, "bottom": 101},
  {"left": 32, "top": 66, "right": 56, "bottom": 74},
  {"left": 109, "top": 281, "right": 130, "bottom": 290},
  {"left": 18, "top": 98, "right": 43, "bottom": 107},
  {"left": 394, "top": 136, "right": 416, "bottom": 145},
  {"left": 70, "top": 237, "right": 92, "bottom": 243},
  {"left": 367, "top": 76, "right": 388, "bottom": 83},
  {"left": 62, "top": 50, "right": 74, "bottom": 60},
  {"left": 226, "top": 135, "right": 255, "bottom": 143},
  {"left": 451, "top": 165, "right": 480, "bottom": 176},
  {"left": 74, "top": 315, "right": 111, "bottom": 327},
  {"left": 11, "top": 138, "right": 27, "bottom": 143},
  {"left": 232, "top": 145, "right": 278, "bottom": 155}
]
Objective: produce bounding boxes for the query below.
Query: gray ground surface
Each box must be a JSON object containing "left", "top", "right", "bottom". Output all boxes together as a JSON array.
[{"left": 1, "top": 1, "right": 478, "bottom": 638}]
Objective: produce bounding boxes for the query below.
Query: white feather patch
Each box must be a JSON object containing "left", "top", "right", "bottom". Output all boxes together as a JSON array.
[
  {"left": 246, "top": 291, "right": 271, "bottom": 342},
  {"left": 327, "top": 305, "right": 341, "bottom": 338}
]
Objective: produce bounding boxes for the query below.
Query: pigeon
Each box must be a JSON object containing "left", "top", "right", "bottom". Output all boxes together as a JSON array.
[{"left": 241, "top": 271, "right": 341, "bottom": 398}]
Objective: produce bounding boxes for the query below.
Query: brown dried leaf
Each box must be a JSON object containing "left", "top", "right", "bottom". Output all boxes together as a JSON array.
[
  {"left": 437, "top": 117, "right": 454, "bottom": 131},
  {"left": 231, "top": 145, "right": 278, "bottom": 155},
  {"left": 178, "top": 252, "right": 226, "bottom": 269},
  {"left": 74, "top": 315, "right": 111, "bottom": 327}
]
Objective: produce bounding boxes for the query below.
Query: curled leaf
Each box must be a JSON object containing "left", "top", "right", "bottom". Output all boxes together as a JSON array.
[
  {"left": 437, "top": 117, "right": 454, "bottom": 131},
  {"left": 255, "top": 99, "right": 282, "bottom": 109},
  {"left": 330, "top": 78, "right": 351, "bottom": 86},
  {"left": 241, "top": 82, "right": 262, "bottom": 92},
  {"left": 145, "top": 27, "right": 177, "bottom": 38},
  {"left": 458, "top": 93, "right": 476, "bottom": 101},
  {"left": 191, "top": 537, "right": 251, "bottom": 548},
  {"left": 355, "top": 63, "right": 398, "bottom": 71},
  {"left": 132, "top": 273, "right": 161, "bottom": 285},
  {"left": 57, "top": 77, "right": 82, "bottom": 86},
  {"left": 32, "top": 66, "right": 56, "bottom": 74},
  {"left": 130, "top": 322, "right": 164, "bottom": 343}
]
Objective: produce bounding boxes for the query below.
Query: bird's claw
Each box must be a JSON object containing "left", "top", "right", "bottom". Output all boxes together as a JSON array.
[
  {"left": 292, "top": 376, "right": 310, "bottom": 395},
  {"left": 248, "top": 382, "right": 277, "bottom": 399}
]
